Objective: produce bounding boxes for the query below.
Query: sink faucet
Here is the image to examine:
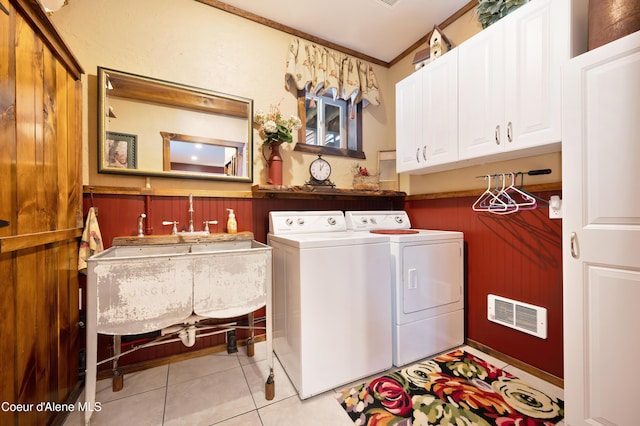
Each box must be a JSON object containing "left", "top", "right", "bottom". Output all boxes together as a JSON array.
[
  {"left": 162, "top": 194, "right": 216, "bottom": 234},
  {"left": 188, "top": 193, "right": 194, "bottom": 233}
]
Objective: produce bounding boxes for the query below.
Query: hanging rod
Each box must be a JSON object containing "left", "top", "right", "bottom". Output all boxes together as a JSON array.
[{"left": 475, "top": 169, "right": 551, "bottom": 179}]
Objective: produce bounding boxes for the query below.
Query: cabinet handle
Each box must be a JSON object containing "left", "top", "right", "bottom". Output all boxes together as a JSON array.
[
  {"left": 422, "top": 145, "right": 427, "bottom": 161},
  {"left": 495, "top": 125, "right": 501, "bottom": 145},
  {"left": 570, "top": 232, "right": 580, "bottom": 259},
  {"left": 507, "top": 121, "right": 513, "bottom": 143},
  {"left": 415, "top": 147, "right": 420, "bottom": 162}
]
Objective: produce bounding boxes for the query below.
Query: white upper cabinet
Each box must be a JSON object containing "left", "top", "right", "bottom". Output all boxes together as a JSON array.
[
  {"left": 396, "top": 68, "right": 423, "bottom": 173},
  {"left": 421, "top": 49, "right": 458, "bottom": 168},
  {"left": 395, "top": 0, "right": 587, "bottom": 174},
  {"left": 459, "top": 0, "right": 574, "bottom": 160},
  {"left": 458, "top": 21, "right": 504, "bottom": 159},
  {"left": 396, "top": 49, "right": 458, "bottom": 173}
]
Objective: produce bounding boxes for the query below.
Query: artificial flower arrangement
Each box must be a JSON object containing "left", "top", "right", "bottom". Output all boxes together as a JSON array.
[
  {"left": 352, "top": 164, "right": 372, "bottom": 177},
  {"left": 254, "top": 104, "right": 302, "bottom": 145}
]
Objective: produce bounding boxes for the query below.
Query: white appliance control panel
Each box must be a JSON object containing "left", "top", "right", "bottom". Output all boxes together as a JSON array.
[
  {"left": 269, "top": 211, "right": 346, "bottom": 235},
  {"left": 345, "top": 211, "right": 411, "bottom": 231}
]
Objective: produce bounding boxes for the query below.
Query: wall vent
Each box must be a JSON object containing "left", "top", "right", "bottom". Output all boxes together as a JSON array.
[{"left": 487, "top": 294, "right": 547, "bottom": 339}]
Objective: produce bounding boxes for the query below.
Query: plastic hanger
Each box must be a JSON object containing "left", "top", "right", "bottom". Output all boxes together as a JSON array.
[
  {"left": 472, "top": 175, "right": 509, "bottom": 212},
  {"left": 504, "top": 172, "right": 537, "bottom": 210},
  {"left": 490, "top": 174, "right": 520, "bottom": 215}
]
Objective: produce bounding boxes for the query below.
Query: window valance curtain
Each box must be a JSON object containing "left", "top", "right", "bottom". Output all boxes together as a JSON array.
[{"left": 284, "top": 38, "right": 381, "bottom": 107}]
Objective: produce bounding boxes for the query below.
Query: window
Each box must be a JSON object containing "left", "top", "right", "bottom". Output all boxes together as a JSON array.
[{"left": 294, "top": 90, "right": 365, "bottom": 159}]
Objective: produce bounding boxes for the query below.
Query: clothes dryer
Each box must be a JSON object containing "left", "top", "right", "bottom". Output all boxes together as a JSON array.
[{"left": 346, "top": 211, "right": 464, "bottom": 367}]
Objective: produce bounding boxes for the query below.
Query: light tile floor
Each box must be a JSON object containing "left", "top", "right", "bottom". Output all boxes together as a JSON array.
[{"left": 64, "top": 343, "right": 563, "bottom": 425}]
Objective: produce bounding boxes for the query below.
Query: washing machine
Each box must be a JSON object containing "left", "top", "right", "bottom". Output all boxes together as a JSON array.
[
  {"left": 267, "top": 211, "right": 392, "bottom": 399},
  {"left": 346, "top": 211, "right": 464, "bottom": 367}
]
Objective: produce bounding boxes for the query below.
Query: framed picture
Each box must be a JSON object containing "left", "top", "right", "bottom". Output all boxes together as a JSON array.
[{"left": 105, "top": 131, "right": 137, "bottom": 169}]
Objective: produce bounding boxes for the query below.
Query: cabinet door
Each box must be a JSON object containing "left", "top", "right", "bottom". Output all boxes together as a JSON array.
[
  {"left": 458, "top": 22, "right": 505, "bottom": 160},
  {"left": 504, "top": 0, "right": 563, "bottom": 149},
  {"left": 395, "top": 69, "right": 423, "bottom": 173},
  {"left": 422, "top": 49, "right": 458, "bottom": 166},
  {"left": 562, "top": 31, "right": 640, "bottom": 426}
]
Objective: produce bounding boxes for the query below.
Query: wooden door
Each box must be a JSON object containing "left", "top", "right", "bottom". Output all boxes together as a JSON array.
[
  {"left": 562, "top": 30, "right": 640, "bottom": 426},
  {"left": 0, "top": 1, "right": 83, "bottom": 425}
]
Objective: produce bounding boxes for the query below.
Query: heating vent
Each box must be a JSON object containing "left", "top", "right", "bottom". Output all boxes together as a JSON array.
[
  {"left": 375, "top": 0, "right": 401, "bottom": 7},
  {"left": 487, "top": 294, "right": 547, "bottom": 339}
]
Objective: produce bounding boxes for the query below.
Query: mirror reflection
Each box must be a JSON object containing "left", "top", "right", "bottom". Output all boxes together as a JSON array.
[
  {"left": 98, "top": 67, "right": 253, "bottom": 181},
  {"left": 161, "top": 132, "right": 245, "bottom": 177}
]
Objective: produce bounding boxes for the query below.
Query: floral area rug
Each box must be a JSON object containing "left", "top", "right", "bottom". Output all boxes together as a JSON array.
[{"left": 336, "top": 349, "right": 564, "bottom": 426}]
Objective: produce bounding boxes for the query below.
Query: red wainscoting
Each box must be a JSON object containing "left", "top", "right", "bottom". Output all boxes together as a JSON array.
[
  {"left": 405, "top": 190, "right": 563, "bottom": 379},
  {"left": 81, "top": 193, "right": 401, "bottom": 371},
  {"left": 81, "top": 191, "right": 562, "bottom": 378}
]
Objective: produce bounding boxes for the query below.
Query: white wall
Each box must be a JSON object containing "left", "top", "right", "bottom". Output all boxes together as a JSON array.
[
  {"left": 51, "top": 0, "right": 395, "bottom": 191},
  {"left": 52, "top": 1, "right": 561, "bottom": 195}
]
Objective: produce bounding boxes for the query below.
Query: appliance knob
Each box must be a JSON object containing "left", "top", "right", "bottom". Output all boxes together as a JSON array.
[
  {"left": 370, "top": 218, "right": 377, "bottom": 224},
  {"left": 360, "top": 217, "right": 368, "bottom": 224},
  {"left": 395, "top": 216, "right": 404, "bottom": 224},
  {"left": 327, "top": 217, "right": 336, "bottom": 225},
  {"left": 285, "top": 218, "right": 293, "bottom": 226},
  {"left": 297, "top": 218, "right": 305, "bottom": 225}
]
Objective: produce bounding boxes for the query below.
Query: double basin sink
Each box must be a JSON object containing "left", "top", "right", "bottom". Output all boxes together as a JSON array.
[{"left": 87, "top": 232, "right": 272, "bottom": 335}]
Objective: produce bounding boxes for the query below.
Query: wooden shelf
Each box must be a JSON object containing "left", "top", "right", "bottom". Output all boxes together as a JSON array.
[
  {"left": 251, "top": 185, "right": 406, "bottom": 200},
  {"left": 112, "top": 231, "right": 254, "bottom": 246},
  {"left": 84, "top": 185, "right": 253, "bottom": 198},
  {"left": 83, "top": 183, "right": 560, "bottom": 201}
]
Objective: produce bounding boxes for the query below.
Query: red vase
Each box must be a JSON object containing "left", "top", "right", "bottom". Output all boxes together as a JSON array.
[{"left": 266, "top": 141, "right": 283, "bottom": 186}]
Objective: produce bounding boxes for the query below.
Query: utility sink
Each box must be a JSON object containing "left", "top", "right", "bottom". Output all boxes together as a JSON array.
[
  {"left": 87, "top": 233, "right": 271, "bottom": 335},
  {"left": 84, "top": 232, "right": 275, "bottom": 425}
]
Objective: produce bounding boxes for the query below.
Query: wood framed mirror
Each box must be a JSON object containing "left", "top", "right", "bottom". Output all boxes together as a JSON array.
[{"left": 98, "top": 67, "right": 253, "bottom": 182}]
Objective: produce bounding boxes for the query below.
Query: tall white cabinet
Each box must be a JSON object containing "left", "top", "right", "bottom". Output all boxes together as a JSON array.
[{"left": 562, "top": 30, "right": 640, "bottom": 426}]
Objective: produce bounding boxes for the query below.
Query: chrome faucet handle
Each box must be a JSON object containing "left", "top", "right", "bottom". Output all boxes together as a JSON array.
[
  {"left": 162, "top": 220, "right": 179, "bottom": 235},
  {"left": 203, "top": 220, "right": 218, "bottom": 234},
  {"left": 137, "top": 213, "right": 147, "bottom": 237}
]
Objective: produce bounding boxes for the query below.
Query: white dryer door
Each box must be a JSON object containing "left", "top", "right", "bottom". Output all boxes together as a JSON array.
[{"left": 402, "top": 241, "right": 462, "bottom": 314}]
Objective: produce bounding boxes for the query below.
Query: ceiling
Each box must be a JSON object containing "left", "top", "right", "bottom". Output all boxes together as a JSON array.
[{"left": 213, "top": 0, "right": 474, "bottom": 64}]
